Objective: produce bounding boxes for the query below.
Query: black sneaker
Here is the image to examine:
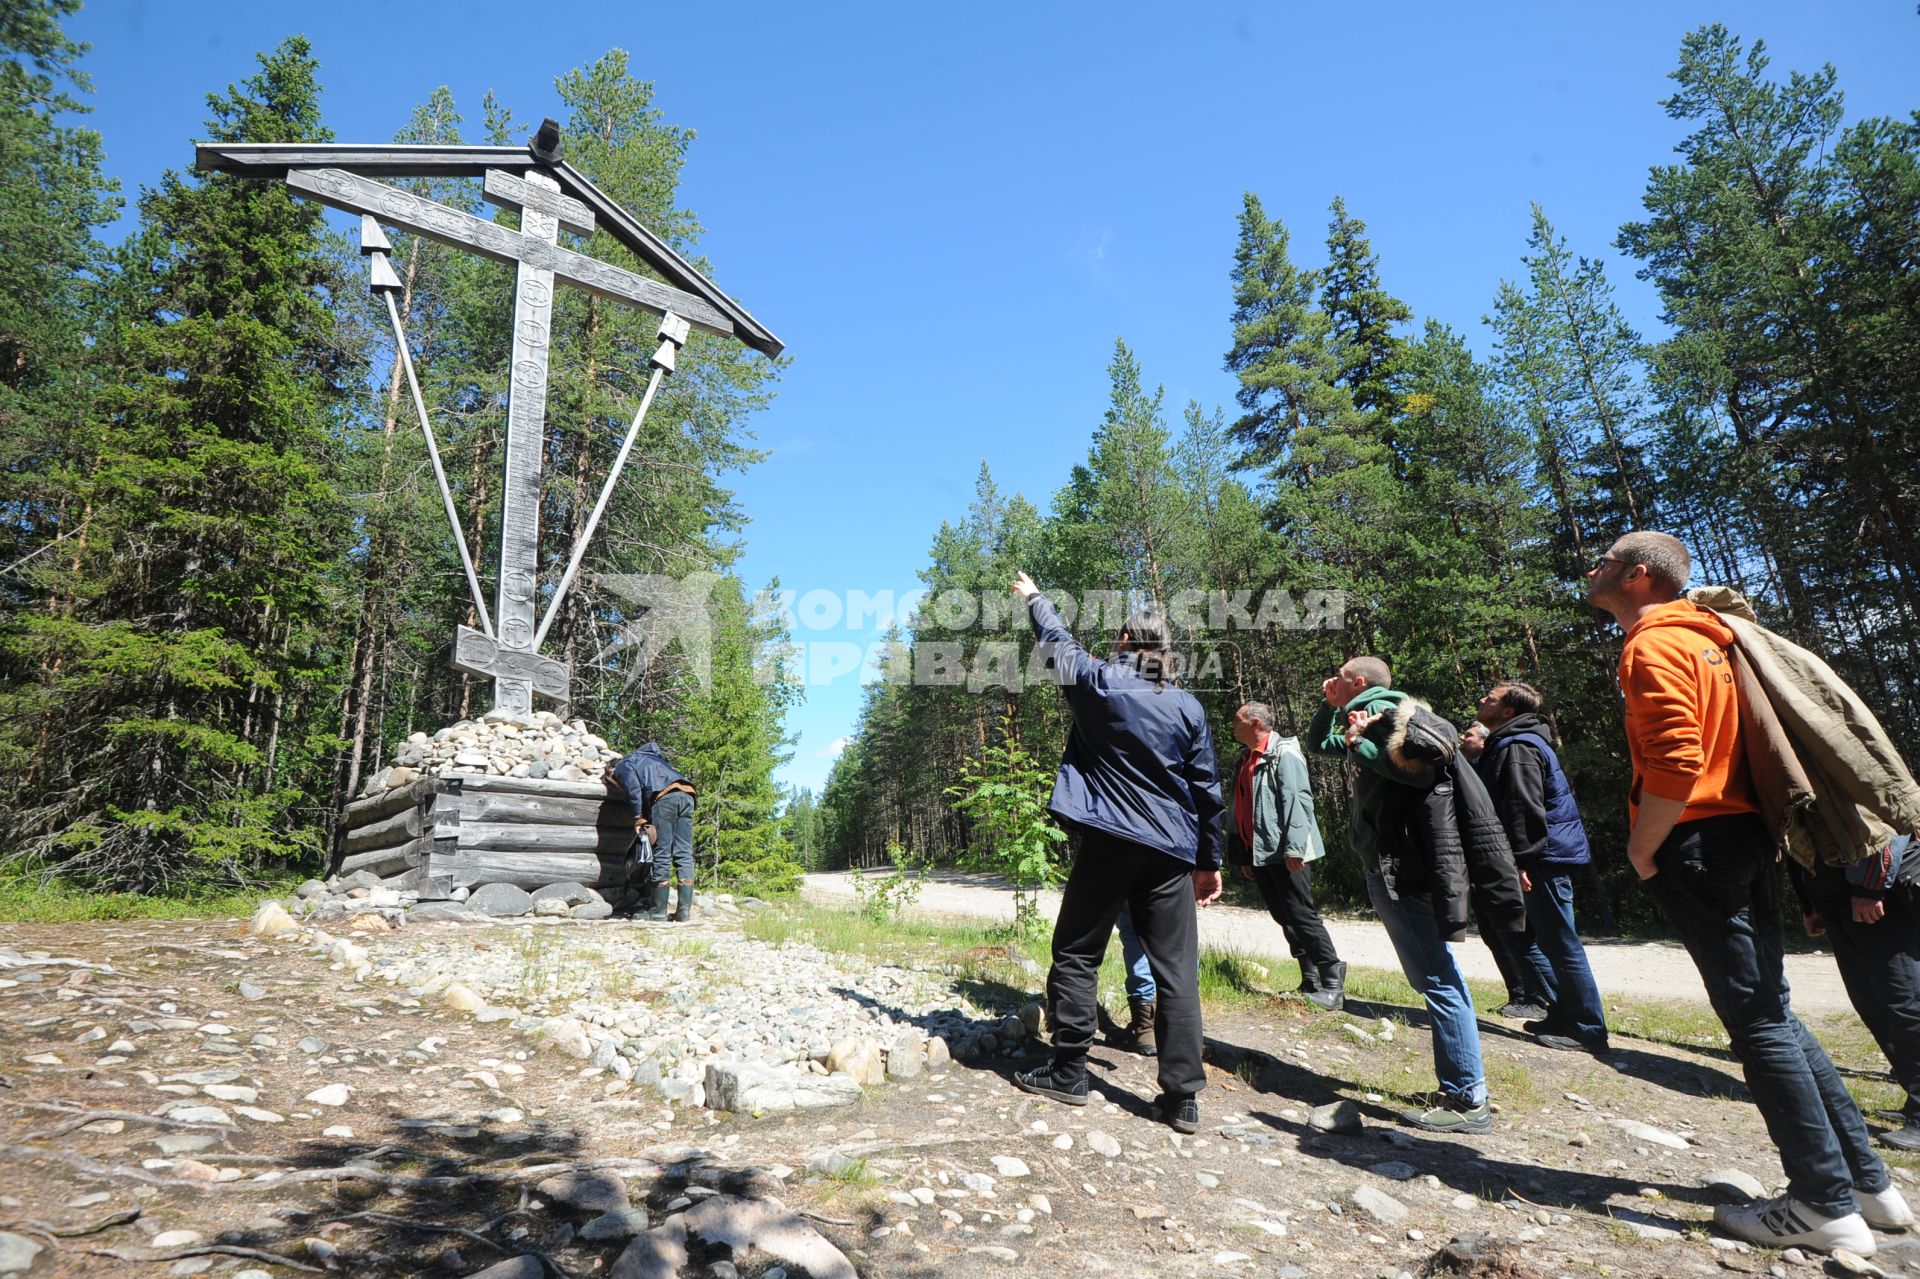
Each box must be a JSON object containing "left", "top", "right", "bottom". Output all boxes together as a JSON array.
[
  {"left": 1536, "top": 1033, "right": 1611, "bottom": 1055},
  {"left": 1496, "top": 1000, "right": 1550, "bottom": 1021},
  {"left": 1156, "top": 1093, "right": 1199, "bottom": 1134},
  {"left": 1013, "top": 1061, "right": 1088, "bottom": 1107},
  {"left": 1520, "top": 1017, "right": 1559, "bottom": 1036},
  {"left": 1880, "top": 1122, "right": 1920, "bottom": 1153}
]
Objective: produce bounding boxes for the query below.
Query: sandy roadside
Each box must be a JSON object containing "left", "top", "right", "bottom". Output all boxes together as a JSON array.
[{"left": 802, "top": 869, "right": 1860, "bottom": 1016}]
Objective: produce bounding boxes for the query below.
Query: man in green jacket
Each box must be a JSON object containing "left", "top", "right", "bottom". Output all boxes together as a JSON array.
[
  {"left": 1306, "top": 656, "right": 1493, "bottom": 1133},
  {"left": 1225, "top": 701, "right": 1345, "bottom": 1010}
]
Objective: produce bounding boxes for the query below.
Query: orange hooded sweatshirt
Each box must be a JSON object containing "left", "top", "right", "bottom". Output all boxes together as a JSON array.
[{"left": 1617, "top": 599, "right": 1759, "bottom": 824}]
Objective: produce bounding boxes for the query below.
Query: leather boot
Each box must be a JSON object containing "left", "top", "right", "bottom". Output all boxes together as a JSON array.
[
  {"left": 1297, "top": 960, "right": 1323, "bottom": 995},
  {"left": 672, "top": 885, "right": 695, "bottom": 923},
  {"left": 646, "top": 884, "right": 671, "bottom": 922},
  {"left": 1304, "top": 960, "right": 1346, "bottom": 1011},
  {"left": 1117, "top": 998, "right": 1157, "bottom": 1056}
]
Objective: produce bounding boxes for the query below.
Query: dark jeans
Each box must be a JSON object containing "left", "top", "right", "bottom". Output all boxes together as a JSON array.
[
  {"left": 650, "top": 790, "right": 695, "bottom": 885},
  {"left": 1646, "top": 813, "right": 1888, "bottom": 1216},
  {"left": 1048, "top": 830, "right": 1204, "bottom": 1099},
  {"left": 1825, "top": 886, "right": 1920, "bottom": 1125},
  {"left": 1524, "top": 869, "right": 1608, "bottom": 1044},
  {"left": 1247, "top": 860, "right": 1342, "bottom": 973},
  {"left": 1477, "top": 899, "right": 1556, "bottom": 1006}
]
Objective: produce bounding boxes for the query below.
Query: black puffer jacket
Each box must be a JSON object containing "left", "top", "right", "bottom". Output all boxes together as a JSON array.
[{"left": 1363, "top": 699, "right": 1527, "bottom": 943}]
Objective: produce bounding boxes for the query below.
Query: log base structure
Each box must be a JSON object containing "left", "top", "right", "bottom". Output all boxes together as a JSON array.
[{"left": 337, "top": 774, "right": 639, "bottom": 900}]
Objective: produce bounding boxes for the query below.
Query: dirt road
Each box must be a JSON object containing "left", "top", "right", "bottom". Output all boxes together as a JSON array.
[{"left": 803, "top": 870, "right": 1859, "bottom": 1016}]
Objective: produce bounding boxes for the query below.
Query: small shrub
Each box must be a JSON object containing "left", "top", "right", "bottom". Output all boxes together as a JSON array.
[{"left": 851, "top": 841, "right": 927, "bottom": 924}]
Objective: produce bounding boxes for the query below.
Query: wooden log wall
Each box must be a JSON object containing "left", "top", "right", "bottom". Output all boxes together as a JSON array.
[{"left": 335, "top": 772, "right": 641, "bottom": 898}]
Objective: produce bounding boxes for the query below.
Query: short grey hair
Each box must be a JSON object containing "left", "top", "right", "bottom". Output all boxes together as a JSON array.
[
  {"left": 1238, "top": 702, "right": 1274, "bottom": 729},
  {"left": 1343, "top": 655, "right": 1392, "bottom": 689},
  {"left": 1612, "top": 531, "right": 1691, "bottom": 597}
]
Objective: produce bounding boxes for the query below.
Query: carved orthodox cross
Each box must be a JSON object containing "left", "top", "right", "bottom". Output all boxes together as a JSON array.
[{"left": 198, "top": 126, "right": 780, "bottom": 718}]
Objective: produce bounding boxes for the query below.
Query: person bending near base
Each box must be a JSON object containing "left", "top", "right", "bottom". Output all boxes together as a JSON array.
[
  {"left": 1008, "top": 571, "right": 1225, "bottom": 1134},
  {"left": 1590, "top": 530, "right": 1906, "bottom": 1255}
]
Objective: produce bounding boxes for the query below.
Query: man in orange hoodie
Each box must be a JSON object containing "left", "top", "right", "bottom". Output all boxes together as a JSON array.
[{"left": 1590, "top": 532, "right": 1908, "bottom": 1255}]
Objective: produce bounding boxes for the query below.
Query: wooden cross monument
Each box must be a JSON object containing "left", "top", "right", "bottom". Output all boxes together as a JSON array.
[{"left": 198, "top": 125, "right": 781, "bottom": 717}]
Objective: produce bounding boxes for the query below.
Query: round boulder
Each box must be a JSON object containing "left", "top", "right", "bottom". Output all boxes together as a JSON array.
[{"left": 466, "top": 883, "right": 534, "bottom": 917}]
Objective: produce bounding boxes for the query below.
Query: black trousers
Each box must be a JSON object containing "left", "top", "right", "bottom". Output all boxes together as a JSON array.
[
  {"left": 1048, "top": 829, "right": 1204, "bottom": 1099},
  {"left": 1247, "top": 860, "right": 1342, "bottom": 972},
  {"left": 1825, "top": 885, "right": 1920, "bottom": 1124}
]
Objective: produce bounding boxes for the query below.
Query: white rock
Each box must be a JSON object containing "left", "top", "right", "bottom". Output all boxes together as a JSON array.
[
  {"left": 304, "top": 1084, "right": 351, "bottom": 1107},
  {"left": 248, "top": 902, "right": 297, "bottom": 938},
  {"left": 1609, "top": 1118, "right": 1690, "bottom": 1150}
]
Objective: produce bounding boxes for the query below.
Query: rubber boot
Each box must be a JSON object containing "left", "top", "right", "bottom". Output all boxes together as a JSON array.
[
  {"left": 1297, "top": 959, "right": 1322, "bottom": 995},
  {"left": 1304, "top": 960, "right": 1346, "bottom": 1011},
  {"left": 672, "top": 884, "right": 695, "bottom": 923},
  {"left": 646, "top": 884, "right": 671, "bottom": 922}
]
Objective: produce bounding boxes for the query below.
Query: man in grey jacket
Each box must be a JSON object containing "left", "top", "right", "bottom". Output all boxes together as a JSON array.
[{"left": 1225, "top": 702, "right": 1345, "bottom": 1010}]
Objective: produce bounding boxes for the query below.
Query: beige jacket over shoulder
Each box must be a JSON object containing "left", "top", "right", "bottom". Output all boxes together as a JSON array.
[{"left": 1689, "top": 586, "right": 1920, "bottom": 868}]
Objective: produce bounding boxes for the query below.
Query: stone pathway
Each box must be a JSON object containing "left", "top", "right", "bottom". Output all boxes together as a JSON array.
[{"left": 4, "top": 906, "right": 1920, "bottom": 1277}]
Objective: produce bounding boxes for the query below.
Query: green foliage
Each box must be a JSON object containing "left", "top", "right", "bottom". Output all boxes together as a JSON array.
[
  {"left": 850, "top": 840, "right": 927, "bottom": 924},
  {"left": 947, "top": 718, "right": 1067, "bottom": 937},
  {"left": 826, "top": 24, "right": 1919, "bottom": 935},
  {"left": 0, "top": 31, "right": 795, "bottom": 898},
  {"left": 0, "top": 865, "right": 289, "bottom": 921}
]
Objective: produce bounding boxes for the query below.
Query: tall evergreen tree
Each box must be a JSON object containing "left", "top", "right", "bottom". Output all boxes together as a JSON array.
[
  {"left": 4, "top": 37, "right": 348, "bottom": 888},
  {"left": 1222, "top": 193, "right": 1348, "bottom": 472},
  {"left": 1486, "top": 205, "right": 1651, "bottom": 575},
  {"left": 0, "top": 0, "right": 119, "bottom": 579}
]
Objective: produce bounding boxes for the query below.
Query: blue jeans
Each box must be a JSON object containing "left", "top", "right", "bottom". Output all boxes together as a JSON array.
[
  {"left": 1367, "top": 871, "right": 1487, "bottom": 1106},
  {"left": 650, "top": 790, "right": 696, "bottom": 886},
  {"left": 1525, "top": 870, "right": 1608, "bottom": 1043},
  {"left": 1646, "top": 814, "right": 1886, "bottom": 1217},
  {"left": 1116, "top": 903, "right": 1156, "bottom": 1001}
]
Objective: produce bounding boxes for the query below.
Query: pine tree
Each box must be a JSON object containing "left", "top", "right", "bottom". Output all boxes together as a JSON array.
[
  {"left": 1619, "top": 23, "right": 1920, "bottom": 730},
  {"left": 1486, "top": 205, "right": 1651, "bottom": 575}
]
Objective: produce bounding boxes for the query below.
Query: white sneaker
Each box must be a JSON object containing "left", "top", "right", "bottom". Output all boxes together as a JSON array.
[
  {"left": 1859, "top": 1184, "right": 1915, "bottom": 1231},
  {"left": 1713, "top": 1195, "right": 1876, "bottom": 1255}
]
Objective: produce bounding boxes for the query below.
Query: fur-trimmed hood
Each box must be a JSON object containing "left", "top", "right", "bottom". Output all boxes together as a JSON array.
[{"left": 1382, "top": 697, "right": 1461, "bottom": 774}]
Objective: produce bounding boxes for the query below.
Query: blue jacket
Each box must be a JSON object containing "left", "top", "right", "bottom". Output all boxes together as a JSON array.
[
  {"left": 1027, "top": 595, "right": 1224, "bottom": 868},
  {"left": 1474, "top": 714, "right": 1591, "bottom": 870},
  {"left": 610, "top": 743, "right": 690, "bottom": 821}
]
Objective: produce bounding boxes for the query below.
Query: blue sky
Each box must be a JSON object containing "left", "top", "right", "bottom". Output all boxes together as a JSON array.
[{"left": 69, "top": 2, "right": 1918, "bottom": 795}]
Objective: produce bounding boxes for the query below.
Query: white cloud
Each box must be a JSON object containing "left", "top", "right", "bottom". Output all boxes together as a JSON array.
[{"left": 816, "top": 735, "right": 853, "bottom": 760}]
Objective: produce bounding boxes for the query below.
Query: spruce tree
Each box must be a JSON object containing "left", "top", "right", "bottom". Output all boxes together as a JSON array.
[
  {"left": 0, "top": 0, "right": 119, "bottom": 579},
  {"left": 4, "top": 37, "right": 348, "bottom": 888}
]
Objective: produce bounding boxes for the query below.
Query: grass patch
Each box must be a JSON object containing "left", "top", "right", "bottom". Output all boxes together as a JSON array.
[
  {"left": 0, "top": 874, "right": 292, "bottom": 923},
  {"left": 1605, "top": 997, "right": 1729, "bottom": 1052}
]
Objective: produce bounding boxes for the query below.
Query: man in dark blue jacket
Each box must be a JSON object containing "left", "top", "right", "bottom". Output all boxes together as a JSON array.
[
  {"left": 1473, "top": 682, "right": 1609, "bottom": 1053},
  {"left": 608, "top": 743, "right": 698, "bottom": 921},
  {"left": 1008, "top": 572, "right": 1225, "bottom": 1134}
]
